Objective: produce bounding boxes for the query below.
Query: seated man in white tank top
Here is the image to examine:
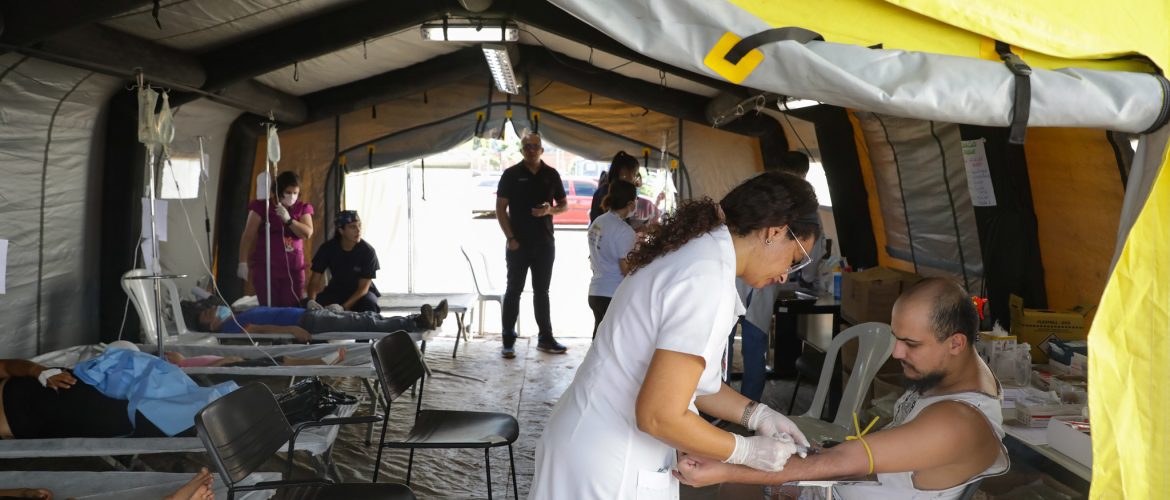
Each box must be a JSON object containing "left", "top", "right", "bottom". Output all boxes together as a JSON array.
[{"left": 674, "top": 278, "right": 1009, "bottom": 500}]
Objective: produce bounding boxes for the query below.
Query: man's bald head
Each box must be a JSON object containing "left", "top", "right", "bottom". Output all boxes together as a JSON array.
[{"left": 896, "top": 277, "right": 979, "bottom": 346}]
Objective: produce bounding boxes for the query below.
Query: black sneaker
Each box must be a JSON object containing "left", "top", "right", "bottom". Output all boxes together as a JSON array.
[
  {"left": 501, "top": 333, "right": 518, "bottom": 359},
  {"left": 433, "top": 300, "right": 449, "bottom": 328},
  {"left": 417, "top": 304, "right": 436, "bottom": 330},
  {"left": 536, "top": 337, "right": 568, "bottom": 354}
]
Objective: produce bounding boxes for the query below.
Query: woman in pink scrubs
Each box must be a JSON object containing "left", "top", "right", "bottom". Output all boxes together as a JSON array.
[{"left": 237, "top": 171, "right": 314, "bottom": 306}]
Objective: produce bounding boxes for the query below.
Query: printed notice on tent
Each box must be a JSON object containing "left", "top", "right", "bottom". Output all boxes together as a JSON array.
[
  {"left": 961, "top": 139, "right": 997, "bottom": 207},
  {"left": 140, "top": 198, "right": 168, "bottom": 242},
  {"left": 0, "top": 239, "right": 7, "bottom": 294}
]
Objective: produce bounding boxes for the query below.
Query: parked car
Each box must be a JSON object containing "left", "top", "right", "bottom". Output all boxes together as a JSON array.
[{"left": 553, "top": 177, "right": 598, "bottom": 225}]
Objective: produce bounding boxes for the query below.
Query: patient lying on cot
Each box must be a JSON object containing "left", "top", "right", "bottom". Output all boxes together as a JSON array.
[
  {"left": 163, "top": 348, "right": 346, "bottom": 367},
  {"left": 0, "top": 354, "right": 197, "bottom": 439},
  {"left": 181, "top": 299, "right": 448, "bottom": 343}
]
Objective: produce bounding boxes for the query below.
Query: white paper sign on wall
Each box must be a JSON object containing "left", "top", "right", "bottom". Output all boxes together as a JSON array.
[{"left": 961, "top": 138, "right": 998, "bottom": 207}]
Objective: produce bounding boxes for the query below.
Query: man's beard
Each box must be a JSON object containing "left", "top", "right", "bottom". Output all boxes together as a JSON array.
[{"left": 901, "top": 370, "right": 946, "bottom": 393}]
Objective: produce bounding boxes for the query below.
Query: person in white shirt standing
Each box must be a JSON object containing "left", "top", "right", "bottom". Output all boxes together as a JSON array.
[
  {"left": 530, "top": 171, "right": 820, "bottom": 499},
  {"left": 586, "top": 180, "right": 640, "bottom": 339}
]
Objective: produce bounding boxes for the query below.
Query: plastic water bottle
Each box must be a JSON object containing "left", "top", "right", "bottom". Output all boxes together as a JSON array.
[{"left": 832, "top": 264, "right": 843, "bottom": 299}]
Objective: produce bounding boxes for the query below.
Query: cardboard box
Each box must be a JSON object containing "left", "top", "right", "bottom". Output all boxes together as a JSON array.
[
  {"left": 840, "top": 267, "right": 923, "bottom": 325},
  {"left": 1008, "top": 294, "right": 1094, "bottom": 362},
  {"left": 1046, "top": 417, "right": 1092, "bottom": 468}
]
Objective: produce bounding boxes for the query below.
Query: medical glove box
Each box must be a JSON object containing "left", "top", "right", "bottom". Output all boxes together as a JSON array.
[
  {"left": 840, "top": 267, "right": 923, "bottom": 325},
  {"left": 1046, "top": 417, "right": 1092, "bottom": 469},
  {"left": 1008, "top": 294, "right": 1094, "bottom": 363}
]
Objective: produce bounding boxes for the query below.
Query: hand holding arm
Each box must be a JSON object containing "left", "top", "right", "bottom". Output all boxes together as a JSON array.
[{"left": 748, "top": 403, "right": 811, "bottom": 448}]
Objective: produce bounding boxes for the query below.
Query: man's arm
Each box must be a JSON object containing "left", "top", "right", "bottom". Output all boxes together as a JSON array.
[
  {"left": 496, "top": 196, "right": 519, "bottom": 247},
  {"left": 547, "top": 196, "right": 568, "bottom": 215},
  {"left": 0, "top": 360, "right": 76, "bottom": 389},
  {"left": 342, "top": 278, "right": 374, "bottom": 310},
  {"left": 306, "top": 271, "right": 325, "bottom": 300},
  {"left": 0, "top": 359, "right": 48, "bottom": 379},
  {"left": 676, "top": 401, "right": 1000, "bottom": 487}
]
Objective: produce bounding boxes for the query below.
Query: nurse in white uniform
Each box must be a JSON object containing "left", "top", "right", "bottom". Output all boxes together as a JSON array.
[{"left": 531, "top": 171, "right": 821, "bottom": 499}]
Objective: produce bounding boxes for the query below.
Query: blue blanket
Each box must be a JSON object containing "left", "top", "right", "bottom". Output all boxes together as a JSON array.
[{"left": 74, "top": 349, "right": 238, "bottom": 436}]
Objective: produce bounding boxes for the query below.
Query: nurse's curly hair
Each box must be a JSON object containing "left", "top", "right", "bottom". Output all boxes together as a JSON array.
[{"left": 624, "top": 171, "right": 819, "bottom": 275}]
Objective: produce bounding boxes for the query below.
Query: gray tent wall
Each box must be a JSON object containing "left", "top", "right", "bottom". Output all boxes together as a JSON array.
[
  {"left": 1115, "top": 129, "right": 1169, "bottom": 268},
  {"left": 156, "top": 100, "right": 242, "bottom": 295},
  {"left": 855, "top": 113, "right": 985, "bottom": 292},
  {"left": 0, "top": 55, "right": 121, "bottom": 357}
]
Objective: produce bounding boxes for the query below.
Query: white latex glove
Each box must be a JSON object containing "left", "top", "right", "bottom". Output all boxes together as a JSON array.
[
  {"left": 274, "top": 204, "right": 292, "bottom": 224},
  {"left": 724, "top": 433, "right": 798, "bottom": 472},
  {"left": 237, "top": 262, "right": 249, "bottom": 280},
  {"left": 748, "top": 404, "right": 811, "bottom": 450}
]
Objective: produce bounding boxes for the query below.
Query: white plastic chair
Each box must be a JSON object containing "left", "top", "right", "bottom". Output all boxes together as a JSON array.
[
  {"left": 459, "top": 246, "right": 517, "bottom": 336},
  {"left": 790, "top": 322, "right": 895, "bottom": 443},
  {"left": 121, "top": 269, "right": 217, "bottom": 345}
]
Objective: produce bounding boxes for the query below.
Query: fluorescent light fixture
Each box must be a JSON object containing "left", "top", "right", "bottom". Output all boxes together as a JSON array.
[
  {"left": 421, "top": 21, "right": 519, "bottom": 42},
  {"left": 482, "top": 43, "right": 520, "bottom": 94},
  {"left": 779, "top": 98, "right": 822, "bottom": 110}
]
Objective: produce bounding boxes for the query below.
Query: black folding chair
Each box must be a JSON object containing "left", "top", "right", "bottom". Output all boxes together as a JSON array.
[
  {"left": 195, "top": 382, "right": 416, "bottom": 500},
  {"left": 371, "top": 331, "right": 520, "bottom": 499}
]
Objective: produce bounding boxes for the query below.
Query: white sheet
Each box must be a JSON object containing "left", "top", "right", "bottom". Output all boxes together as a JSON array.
[{"left": 0, "top": 403, "right": 356, "bottom": 459}]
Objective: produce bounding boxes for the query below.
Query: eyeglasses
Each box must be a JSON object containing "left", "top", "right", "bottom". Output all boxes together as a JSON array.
[
  {"left": 522, "top": 143, "right": 542, "bottom": 151},
  {"left": 786, "top": 227, "right": 813, "bottom": 275}
]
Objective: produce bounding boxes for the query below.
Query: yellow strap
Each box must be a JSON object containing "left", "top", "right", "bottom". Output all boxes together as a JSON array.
[{"left": 845, "top": 413, "right": 880, "bottom": 475}]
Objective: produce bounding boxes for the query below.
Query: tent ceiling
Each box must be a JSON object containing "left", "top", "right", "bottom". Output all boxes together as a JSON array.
[
  {"left": 100, "top": 0, "right": 364, "bottom": 52},
  {"left": 252, "top": 28, "right": 470, "bottom": 95},
  {"left": 100, "top": 2, "right": 720, "bottom": 99},
  {"left": 4, "top": 0, "right": 748, "bottom": 128}
]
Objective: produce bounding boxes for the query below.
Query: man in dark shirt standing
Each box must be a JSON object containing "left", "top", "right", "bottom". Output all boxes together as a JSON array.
[
  {"left": 495, "top": 133, "right": 569, "bottom": 358},
  {"left": 307, "top": 210, "right": 382, "bottom": 313}
]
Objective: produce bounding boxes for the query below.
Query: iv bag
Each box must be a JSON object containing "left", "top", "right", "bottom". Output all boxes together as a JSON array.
[
  {"left": 137, "top": 87, "right": 159, "bottom": 146},
  {"left": 256, "top": 171, "right": 271, "bottom": 200},
  {"left": 266, "top": 125, "right": 281, "bottom": 164},
  {"left": 156, "top": 92, "right": 175, "bottom": 147}
]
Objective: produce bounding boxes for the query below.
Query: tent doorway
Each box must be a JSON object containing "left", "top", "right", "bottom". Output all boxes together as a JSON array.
[{"left": 344, "top": 126, "right": 614, "bottom": 338}]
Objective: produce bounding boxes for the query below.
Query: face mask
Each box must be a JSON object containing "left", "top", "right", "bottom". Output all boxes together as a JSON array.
[
  {"left": 281, "top": 193, "right": 298, "bottom": 206},
  {"left": 214, "top": 305, "right": 231, "bottom": 322}
]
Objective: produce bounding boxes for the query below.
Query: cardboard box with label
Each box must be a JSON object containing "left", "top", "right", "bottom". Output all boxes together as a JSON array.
[
  {"left": 840, "top": 267, "right": 923, "bottom": 325},
  {"left": 1008, "top": 294, "right": 1094, "bottom": 362}
]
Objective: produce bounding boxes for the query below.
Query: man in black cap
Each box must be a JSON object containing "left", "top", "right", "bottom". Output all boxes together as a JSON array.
[
  {"left": 495, "top": 132, "right": 569, "bottom": 358},
  {"left": 307, "top": 210, "right": 382, "bottom": 313}
]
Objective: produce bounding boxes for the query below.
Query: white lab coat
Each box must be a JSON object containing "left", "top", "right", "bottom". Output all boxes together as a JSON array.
[{"left": 530, "top": 227, "right": 745, "bottom": 500}]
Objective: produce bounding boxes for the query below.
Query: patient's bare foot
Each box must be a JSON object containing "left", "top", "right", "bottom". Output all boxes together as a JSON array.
[
  {"left": 332, "top": 348, "right": 346, "bottom": 365},
  {"left": 164, "top": 467, "right": 214, "bottom": 500}
]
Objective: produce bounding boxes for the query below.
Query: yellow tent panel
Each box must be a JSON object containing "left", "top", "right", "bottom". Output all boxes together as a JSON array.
[{"left": 725, "top": 0, "right": 1159, "bottom": 72}]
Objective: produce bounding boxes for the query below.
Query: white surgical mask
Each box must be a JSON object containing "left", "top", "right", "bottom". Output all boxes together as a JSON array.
[{"left": 281, "top": 193, "right": 298, "bottom": 206}]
